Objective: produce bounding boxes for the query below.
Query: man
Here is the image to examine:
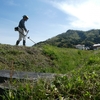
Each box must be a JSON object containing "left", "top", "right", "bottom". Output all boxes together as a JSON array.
[{"left": 16, "top": 15, "right": 29, "bottom": 46}]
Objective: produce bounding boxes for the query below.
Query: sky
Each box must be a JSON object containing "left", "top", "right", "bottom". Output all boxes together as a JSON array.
[{"left": 0, "top": 0, "right": 100, "bottom": 46}]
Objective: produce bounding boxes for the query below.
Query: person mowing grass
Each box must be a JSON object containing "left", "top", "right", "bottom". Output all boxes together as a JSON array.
[{"left": 15, "top": 15, "right": 29, "bottom": 46}]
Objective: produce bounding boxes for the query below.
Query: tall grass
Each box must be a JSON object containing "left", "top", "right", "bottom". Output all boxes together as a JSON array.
[
  {"left": 1, "top": 67, "right": 100, "bottom": 100},
  {"left": 42, "top": 45, "right": 95, "bottom": 73},
  {"left": 0, "top": 44, "right": 100, "bottom": 99}
]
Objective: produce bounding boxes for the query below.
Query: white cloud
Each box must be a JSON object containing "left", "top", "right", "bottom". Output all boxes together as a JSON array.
[{"left": 46, "top": 0, "right": 100, "bottom": 30}]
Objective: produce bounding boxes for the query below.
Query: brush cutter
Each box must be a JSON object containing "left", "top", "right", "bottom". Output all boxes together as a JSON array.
[
  {"left": 27, "top": 37, "right": 36, "bottom": 44},
  {"left": 25, "top": 31, "right": 36, "bottom": 44},
  {"left": 24, "top": 31, "right": 36, "bottom": 44},
  {"left": 14, "top": 27, "right": 36, "bottom": 44}
]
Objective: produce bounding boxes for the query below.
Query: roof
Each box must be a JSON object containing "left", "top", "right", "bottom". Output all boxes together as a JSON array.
[{"left": 93, "top": 44, "right": 100, "bottom": 47}]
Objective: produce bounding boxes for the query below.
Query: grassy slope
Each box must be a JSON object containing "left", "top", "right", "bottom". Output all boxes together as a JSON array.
[
  {"left": 0, "top": 44, "right": 55, "bottom": 72},
  {"left": 0, "top": 44, "right": 100, "bottom": 73},
  {"left": 0, "top": 44, "right": 100, "bottom": 99}
]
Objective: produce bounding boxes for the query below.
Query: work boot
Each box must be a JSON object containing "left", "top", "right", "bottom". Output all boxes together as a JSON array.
[
  {"left": 16, "top": 40, "right": 20, "bottom": 45},
  {"left": 23, "top": 40, "right": 26, "bottom": 46}
]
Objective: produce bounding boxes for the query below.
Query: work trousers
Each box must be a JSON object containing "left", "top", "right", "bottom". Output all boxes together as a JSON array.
[{"left": 18, "top": 27, "right": 26, "bottom": 41}]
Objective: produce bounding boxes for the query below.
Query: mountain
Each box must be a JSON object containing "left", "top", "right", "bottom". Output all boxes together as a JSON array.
[
  {"left": 37, "top": 29, "right": 100, "bottom": 48},
  {"left": 0, "top": 32, "right": 100, "bottom": 99}
]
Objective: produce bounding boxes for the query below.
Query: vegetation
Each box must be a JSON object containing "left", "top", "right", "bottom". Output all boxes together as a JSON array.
[
  {"left": 0, "top": 44, "right": 96, "bottom": 73},
  {"left": 0, "top": 43, "right": 100, "bottom": 100},
  {"left": 2, "top": 70, "right": 100, "bottom": 100},
  {"left": 38, "top": 29, "right": 100, "bottom": 48}
]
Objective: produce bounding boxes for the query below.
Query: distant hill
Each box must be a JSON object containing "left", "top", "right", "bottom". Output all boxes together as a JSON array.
[{"left": 37, "top": 29, "right": 100, "bottom": 48}]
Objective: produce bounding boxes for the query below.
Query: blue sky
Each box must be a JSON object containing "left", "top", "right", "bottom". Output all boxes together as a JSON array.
[{"left": 0, "top": 0, "right": 100, "bottom": 46}]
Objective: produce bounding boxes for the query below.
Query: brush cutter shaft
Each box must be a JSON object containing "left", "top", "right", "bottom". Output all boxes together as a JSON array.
[
  {"left": 27, "top": 37, "right": 36, "bottom": 44},
  {"left": 16, "top": 29, "right": 35, "bottom": 44}
]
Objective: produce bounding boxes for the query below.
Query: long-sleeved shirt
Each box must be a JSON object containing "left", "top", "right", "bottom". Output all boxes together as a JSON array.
[{"left": 18, "top": 19, "right": 27, "bottom": 31}]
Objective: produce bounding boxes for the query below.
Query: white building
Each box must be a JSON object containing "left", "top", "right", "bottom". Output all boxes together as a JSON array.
[
  {"left": 75, "top": 44, "right": 85, "bottom": 50},
  {"left": 93, "top": 43, "right": 100, "bottom": 50}
]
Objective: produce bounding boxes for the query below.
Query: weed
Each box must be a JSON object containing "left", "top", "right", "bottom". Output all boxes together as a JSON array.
[{"left": 0, "top": 44, "right": 100, "bottom": 99}]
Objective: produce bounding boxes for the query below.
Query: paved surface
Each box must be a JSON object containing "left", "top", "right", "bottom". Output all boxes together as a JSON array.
[
  {"left": 0, "top": 70, "right": 56, "bottom": 82},
  {"left": 0, "top": 70, "right": 57, "bottom": 99}
]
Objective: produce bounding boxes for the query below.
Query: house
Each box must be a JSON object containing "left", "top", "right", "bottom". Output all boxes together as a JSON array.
[
  {"left": 93, "top": 43, "right": 100, "bottom": 50},
  {"left": 75, "top": 44, "right": 85, "bottom": 50}
]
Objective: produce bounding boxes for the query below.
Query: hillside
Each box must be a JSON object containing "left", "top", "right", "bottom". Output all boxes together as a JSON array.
[
  {"left": 37, "top": 29, "right": 100, "bottom": 48},
  {"left": 0, "top": 44, "right": 100, "bottom": 99},
  {"left": 0, "top": 44, "right": 55, "bottom": 72},
  {"left": 0, "top": 43, "right": 100, "bottom": 73}
]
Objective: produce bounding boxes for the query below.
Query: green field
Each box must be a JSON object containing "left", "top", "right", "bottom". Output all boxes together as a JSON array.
[{"left": 0, "top": 44, "right": 100, "bottom": 100}]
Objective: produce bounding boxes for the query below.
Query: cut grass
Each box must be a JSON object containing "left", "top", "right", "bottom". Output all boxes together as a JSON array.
[{"left": 0, "top": 44, "right": 100, "bottom": 99}]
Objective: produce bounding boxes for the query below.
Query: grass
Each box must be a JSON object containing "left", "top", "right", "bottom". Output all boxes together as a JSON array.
[
  {"left": 1, "top": 69, "right": 100, "bottom": 100},
  {"left": 0, "top": 44, "right": 96, "bottom": 73},
  {"left": 42, "top": 44, "right": 94, "bottom": 73},
  {"left": 0, "top": 44, "right": 100, "bottom": 99}
]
